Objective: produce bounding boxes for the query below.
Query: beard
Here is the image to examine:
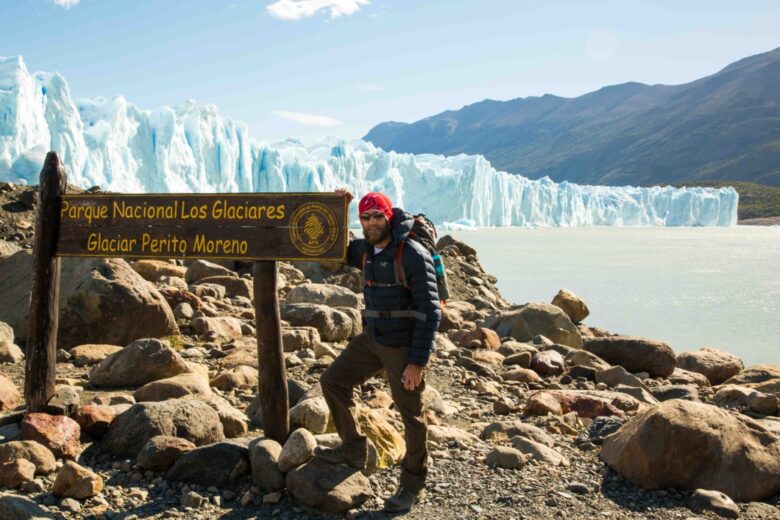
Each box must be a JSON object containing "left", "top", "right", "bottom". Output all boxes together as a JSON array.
[{"left": 363, "top": 220, "right": 392, "bottom": 245}]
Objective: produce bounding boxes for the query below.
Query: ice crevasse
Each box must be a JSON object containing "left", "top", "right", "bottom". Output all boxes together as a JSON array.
[{"left": 0, "top": 55, "right": 738, "bottom": 227}]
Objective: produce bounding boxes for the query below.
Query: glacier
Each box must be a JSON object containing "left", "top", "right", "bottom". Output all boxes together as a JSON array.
[{"left": 0, "top": 55, "right": 738, "bottom": 227}]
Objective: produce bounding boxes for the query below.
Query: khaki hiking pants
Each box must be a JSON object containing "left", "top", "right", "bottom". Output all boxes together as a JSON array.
[{"left": 320, "top": 331, "right": 428, "bottom": 493}]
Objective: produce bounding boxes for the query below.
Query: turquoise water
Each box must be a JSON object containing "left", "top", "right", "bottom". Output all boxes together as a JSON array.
[{"left": 451, "top": 226, "right": 780, "bottom": 367}]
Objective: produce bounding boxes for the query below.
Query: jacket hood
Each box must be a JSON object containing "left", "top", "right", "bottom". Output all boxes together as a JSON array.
[{"left": 389, "top": 207, "right": 413, "bottom": 245}]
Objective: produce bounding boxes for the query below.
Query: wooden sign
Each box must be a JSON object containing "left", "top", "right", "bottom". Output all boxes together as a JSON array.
[{"left": 57, "top": 193, "right": 349, "bottom": 261}]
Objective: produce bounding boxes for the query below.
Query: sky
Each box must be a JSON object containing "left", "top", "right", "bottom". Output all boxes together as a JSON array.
[{"left": 1, "top": 0, "right": 779, "bottom": 143}]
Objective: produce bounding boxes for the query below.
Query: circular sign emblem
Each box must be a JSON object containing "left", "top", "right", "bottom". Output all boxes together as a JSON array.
[{"left": 289, "top": 202, "right": 339, "bottom": 256}]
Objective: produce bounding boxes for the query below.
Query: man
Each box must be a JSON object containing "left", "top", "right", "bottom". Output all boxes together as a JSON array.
[{"left": 315, "top": 190, "right": 442, "bottom": 512}]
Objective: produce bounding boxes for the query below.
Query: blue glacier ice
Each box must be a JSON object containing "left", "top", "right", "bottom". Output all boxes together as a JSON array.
[{"left": 0, "top": 55, "right": 738, "bottom": 227}]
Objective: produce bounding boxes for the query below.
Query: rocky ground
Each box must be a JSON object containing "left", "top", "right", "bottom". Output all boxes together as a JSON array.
[{"left": 0, "top": 182, "right": 779, "bottom": 520}]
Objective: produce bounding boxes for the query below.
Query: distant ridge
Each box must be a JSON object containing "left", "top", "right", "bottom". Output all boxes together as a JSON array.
[{"left": 364, "top": 47, "right": 780, "bottom": 187}]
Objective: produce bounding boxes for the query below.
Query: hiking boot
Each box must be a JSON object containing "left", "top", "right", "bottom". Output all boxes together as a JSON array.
[
  {"left": 383, "top": 487, "right": 425, "bottom": 512},
  {"left": 313, "top": 444, "right": 366, "bottom": 469}
]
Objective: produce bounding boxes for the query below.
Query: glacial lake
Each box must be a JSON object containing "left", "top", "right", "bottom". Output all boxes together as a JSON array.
[{"left": 450, "top": 226, "right": 780, "bottom": 367}]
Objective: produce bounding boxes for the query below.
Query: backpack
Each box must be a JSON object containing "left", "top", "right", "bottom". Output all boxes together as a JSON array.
[{"left": 361, "top": 213, "right": 450, "bottom": 307}]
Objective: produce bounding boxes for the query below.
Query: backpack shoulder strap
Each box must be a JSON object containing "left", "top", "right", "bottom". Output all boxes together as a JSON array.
[
  {"left": 394, "top": 239, "right": 409, "bottom": 289},
  {"left": 362, "top": 250, "right": 374, "bottom": 287}
]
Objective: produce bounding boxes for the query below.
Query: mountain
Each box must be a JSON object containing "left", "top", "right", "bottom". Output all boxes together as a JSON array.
[
  {"left": 0, "top": 55, "right": 737, "bottom": 227},
  {"left": 364, "top": 47, "right": 780, "bottom": 187}
]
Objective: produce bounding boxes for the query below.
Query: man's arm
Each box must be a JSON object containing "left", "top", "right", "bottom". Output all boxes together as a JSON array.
[{"left": 404, "top": 244, "right": 442, "bottom": 369}]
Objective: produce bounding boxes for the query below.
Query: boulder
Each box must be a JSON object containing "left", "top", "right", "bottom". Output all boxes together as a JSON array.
[
  {"left": 485, "top": 447, "right": 529, "bottom": 469},
  {"left": 723, "top": 364, "right": 780, "bottom": 386},
  {"left": 0, "top": 494, "right": 54, "bottom": 520},
  {"left": 250, "top": 438, "right": 285, "bottom": 491},
  {"left": 0, "top": 441, "right": 56, "bottom": 475},
  {"left": 0, "top": 460, "right": 35, "bottom": 489},
  {"left": 524, "top": 392, "right": 563, "bottom": 416},
  {"left": 458, "top": 328, "right": 501, "bottom": 350},
  {"left": 46, "top": 385, "right": 81, "bottom": 416},
  {"left": 285, "top": 458, "right": 372, "bottom": 513},
  {"left": 166, "top": 441, "right": 249, "bottom": 487},
  {"left": 0, "top": 252, "right": 178, "bottom": 348},
  {"left": 714, "top": 385, "right": 778, "bottom": 415},
  {"left": 185, "top": 260, "right": 236, "bottom": 284},
  {"left": 595, "top": 366, "right": 649, "bottom": 390},
  {"left": 565, "top": 350, "right": 610, "bottom": 372},
  {"left": 0, "top": 323, "right": 23, "bottom": 363},
  {"left": 668, "top": 367, "right": 711, "bottom": 387},
  {"left": 136, "top": 435, "right": 196, "bottom": 472},
  {"left": 89, "top": 338, "right": 190, "bottom": 388},
  {"left": 530, "top": 350, "right": 565, "bottom": 376},
  {"left": 72, "top": 405, "right": 116, "bottom": 439},
  {"left": 355, "top": 406, "right": 405, "bottom": 467},
  {"left": 502, "top": 351, "right": 532, "bottom": 368},
  {"left": 689, "top": 489, "right": 739, "bottom": 519},
  {"left": 133, "top": 373, "right": 212, "bottom": 402},
  {"left": 676, "top": 348, "right": 743, "bottom": 385},
  {"left": 526, "top": 390, "right": 641, "bottom": 419},
  {"left": 20, "top": 414, "right": 82, "bottom": 460},
  {"left": 67, "top": 344, "right": 123, "bottom": 367},
  {"left": 282, "top": 327, "right": 321, "bottom": 352},
  {"left": 196, "top": 276, "right": 252, "bottom": 299},
  {"left": 482, "top": 303, "right": 582, "bottom": 348},
  {"left": 101, "top": 400, "right": 224, "bottom": 458},
  {"left": 191, "top": 316, "right": 243, "bottom": 340},
  {"left": 131, "top": 260, "right": 187, "bottom": 282},
  {"left": 0, "top": 373, "right": 21, "bottom": 412},
  {"left": 551, "top": 289, "right": 589, "bottom": 323},
  {"left": 649, "top": 385, "right": 700, "bottom": 402},
  {"left": 481, "top": 421, "right": 556, "bottom": 447},
  {"left": 600, "top": 400, "right": 780, "bottom": 501},
  {"left": 210, "top": 365, "right": 258, "bottom": 391},
  {"left": 51, "top": 461, "right": 103, "bottom": 499},
  {"left": 427, "top": 425, "right": 481, "bottom": 446},
  {"left": 285, "top": 283, "right": 361, "bottom": 308},
  {"left": 500, "top": 367, "right": 541, "bottom": 383},
  {"left": 278, "top": 428, "right": 316, "bottom": 472},
  {"left": 191, "top": 394, "right": 249, "bottom": 438},
  {"left": 582, "top": 336, "right": 676, "bottom": 378},
  {"left": 281, "top": 303, "right": 359, "bottom": 341},
  {"left": 289, "top": 397, "right": 332, "bottom": 434},
  {"left": 511, "top": 436, "right": 569, "bottom": 466}
]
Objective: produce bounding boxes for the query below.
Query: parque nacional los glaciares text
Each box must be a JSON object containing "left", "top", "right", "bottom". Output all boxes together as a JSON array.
[{"left": 56, "top": 193, "right": 349, "bottom": 261}]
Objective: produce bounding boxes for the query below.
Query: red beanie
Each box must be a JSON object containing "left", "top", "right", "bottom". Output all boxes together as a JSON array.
[{"left": 358, "top": 192, "right": 393, "bottom": 222}]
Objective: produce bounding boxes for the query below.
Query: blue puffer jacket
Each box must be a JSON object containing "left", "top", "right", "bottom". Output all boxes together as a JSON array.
[{"left": 347, "top": 208, "right": 442, "bottom": 366}]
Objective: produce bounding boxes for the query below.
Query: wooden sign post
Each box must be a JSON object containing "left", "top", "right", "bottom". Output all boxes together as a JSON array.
[{"left": 25, "top": 152, "right": 349, "bottom": 443}]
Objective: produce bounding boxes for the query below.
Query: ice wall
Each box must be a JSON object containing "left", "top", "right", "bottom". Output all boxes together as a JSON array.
[{"left": 0, "top": 55, "right": 738, "bottom": 227}]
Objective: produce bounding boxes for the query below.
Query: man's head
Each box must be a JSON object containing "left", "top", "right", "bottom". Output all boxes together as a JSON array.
[{"left": 359, "top": 192, "right": 393, "bottom": 246}]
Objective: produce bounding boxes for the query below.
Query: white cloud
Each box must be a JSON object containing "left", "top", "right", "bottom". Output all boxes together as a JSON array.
[
  {"left": 51, "top": 0, "right": 80, "bottom": 8},
  {"left": 271, "top": 110, "right": 343, "bottom": 127},
  {"left": 266, "top": 0, "right": 370, "bottom": 21}
]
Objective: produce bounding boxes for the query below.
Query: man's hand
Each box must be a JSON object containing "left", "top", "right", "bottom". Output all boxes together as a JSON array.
[
  {"left": 401, "top": 363, "right": 424, "bottom": 391},
  {"left": 335, "top": 187, "right": 354, "bottom": 204}
]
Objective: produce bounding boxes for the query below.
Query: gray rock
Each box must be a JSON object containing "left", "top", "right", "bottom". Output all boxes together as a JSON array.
[
  {"left": 0, "top": 441, "right": 57, "bottom": 475},
  {"left": 486, "top": 446, "right": 528, "bottom": 469},
  {"left": 285, "top": 283, "right": 361, "bottom": 308},
  {"left": 102, "top": 399, "right": 224, "bottom": 458},
  {"left": 0, "top": 494, "right": 55, "bottom": 519},
  {"left": 89, "top": 338, "right": 190, "bottom": 388},
  {"left": 136, "top": 435, "right": 196, "bottom": 472},
  {"left": 249, "top": 438, "right": 285, "bottom": 492},
  {"left": 689, "top": 489, "right": 739, "bottom": 519},
  {"left": 677, "top": 348, "right": 744, "bottom": 385},
  {"left": 285, "top": 458, "right": 372, "bottom": 514},
  {"left": 278, "top": 428, "right": 316, "bottom": 472},
  {"left": 595, "top": 366, "right": 649, "bottom": 390},
  {"left": 281, "top": 303, "right": 359, "bottom": 342},
  {"left": 583, "top": 336, "right": 676, "bottom": 377},
  {"left": 185, "top": 260, "right": 237, "bottom": 284},
  {"left": 482, "top": 302, "right": 582, "bottom": 349},
  {"left": 511, "top": 436, "right": 569, "bottom": 466},
  {"left": 166, "top": 441, "right": 249, "bottom": 487},
  {"left": 649, "top": 384, "right": 700, "bottom": 402},
  {"left": 289, "top": 397, "right": 331, "bottom": 434},
  {"left": 0, "top": 252, "right": 178, "bottom": 348}
]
